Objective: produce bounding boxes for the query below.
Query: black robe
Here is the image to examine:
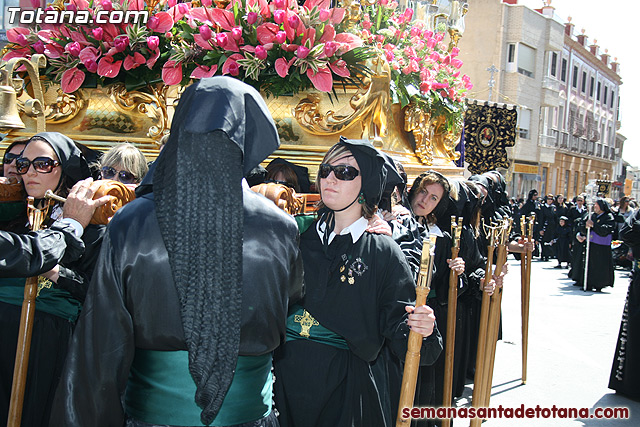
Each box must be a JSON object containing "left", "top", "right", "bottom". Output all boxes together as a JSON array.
[
  {"left": 610, "top": 209, "right": 640, "bottom": 399},
  {"left": 273, "top": 221, "right": 442, "bottom": 427},
  {"left": 0, "top": 223, "right": 104, "bottom": 427},
  {"left": 585, "top": 212, "right": 615, "bottom": 291},
  {"left": 571, "top": 212, "right": 615, "bottom": 290},
  {"left": 555, "top": 224, "right": 572, "bottom": 263},
  {"left": 569, "top": 209, "right": 589, "bottom": 284},
  {"left": 0, "top": 223, "right": 84, "bottom": 278},
  {"left": 539, "top": 203, "right": 557, "bottom": 259},
  {"left": 51, "top": 190, "right": 304, "bottom": 426}
]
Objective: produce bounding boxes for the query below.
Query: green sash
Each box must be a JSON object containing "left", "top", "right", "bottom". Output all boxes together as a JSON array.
[
  {"left": 125, "top": 349, "right": 272, "bottom": 426},
  {"left": 0, "top": 277, "right": 81, "bottom": 322},
  {"left": 286, "top": 304, "right": 349, "bottom": 350}
]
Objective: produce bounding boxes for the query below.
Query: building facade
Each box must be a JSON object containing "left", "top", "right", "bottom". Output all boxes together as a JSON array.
[{"left": 457, "top": 0, "right": 624, "bottom": 200}]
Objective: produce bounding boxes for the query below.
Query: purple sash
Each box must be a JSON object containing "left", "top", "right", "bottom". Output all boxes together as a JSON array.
[{"left": 589, "top": 231, "right": 612, "bottom": 246}]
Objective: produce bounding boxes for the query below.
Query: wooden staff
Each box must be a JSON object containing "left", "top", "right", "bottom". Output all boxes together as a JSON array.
[
  {"left": 7, "top": 197, "right": 50, "bottom": 427},
  {"left": 396, "top": 235, "right": 437, "bottom": 427},
  {"left": 519, "top": 216, "right": 527, "bottom": 381},
  {"left": 482, "top": 219, "right": 512, "bottom": 408},
  {"left": 470, "top": 223, "right": 497, "bottom": 427},
  {"left": 522, "top": 215, "right": 534, "bottom": 384},
  {"left": 583, "top": 200, "right": 594, "bottom": 292},
  {"left": 441, "top": 216, "right": 463, "bottom": 427}
]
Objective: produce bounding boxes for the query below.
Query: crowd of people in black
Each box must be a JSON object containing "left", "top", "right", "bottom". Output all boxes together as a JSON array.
[
  {"left": 0, "top": 77, "right": 638, "bottom": 427},
  {"left": 510, "top": 189, "right": 635, "bottom": 291}
]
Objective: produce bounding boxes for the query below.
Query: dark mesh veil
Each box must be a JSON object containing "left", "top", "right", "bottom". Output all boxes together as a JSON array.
[{"left": 151, "top": 77, "right": 280, "bottom": 425}]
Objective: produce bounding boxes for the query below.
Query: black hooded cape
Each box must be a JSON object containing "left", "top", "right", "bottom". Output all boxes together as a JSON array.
[{"left": 51, "top": 77, "right": 304, "bottom": 426}]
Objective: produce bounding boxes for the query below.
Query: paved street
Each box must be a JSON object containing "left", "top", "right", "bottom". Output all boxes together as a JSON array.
[{"left": 454, "top": 257, "right": 639, "bottom": 426}]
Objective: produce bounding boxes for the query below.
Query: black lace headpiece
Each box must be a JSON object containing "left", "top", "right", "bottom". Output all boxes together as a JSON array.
[{"left": 152, "top": 77, "right": 279, "bottom": 425}]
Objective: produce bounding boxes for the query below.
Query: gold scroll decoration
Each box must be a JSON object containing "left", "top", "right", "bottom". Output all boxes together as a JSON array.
[
  {"left": 404, "top": 104, "right": 462, "bottom": 166},
  {"left": 293, "top": 57, "right": 390, "bottom": 140}
]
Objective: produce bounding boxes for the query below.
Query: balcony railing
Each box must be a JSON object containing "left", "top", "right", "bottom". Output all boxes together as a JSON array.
[
  {"left": 541, "top": 131, "right": 618, "bottom": 162},
  {"left": 542, "top": 76, "right": 561, "bottom": 91}
]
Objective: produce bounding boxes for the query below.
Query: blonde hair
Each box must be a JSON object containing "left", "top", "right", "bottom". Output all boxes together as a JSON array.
[
  {"left": 315, "top": 144, "right": 376, "bottom": 219},
  {"left": 101, "top": 143, "right": 148, "bottom": 183}
]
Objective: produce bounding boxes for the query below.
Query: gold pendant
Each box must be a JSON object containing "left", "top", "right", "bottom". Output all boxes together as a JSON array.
[
  {"left": 340, "top": 265, "right": 345, "bottom": 272},
  {"left": 348, "top": 277, "right": 355, "bottom": 285},
  {"left": 293, "top": 310, "right": 319, "bottom": 338},
  {"left": 37, "top": 276, "right": 53, "bottom": 297},
  {"left": 340, "top": 275, "right": 346, "bottom": 282}
]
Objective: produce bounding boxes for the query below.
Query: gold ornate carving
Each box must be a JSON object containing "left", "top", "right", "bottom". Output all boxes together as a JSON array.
[
  {"left": 293, "top": 57, "right": 390, "bottom": 139},
  {"left": 404, "top": 104, "right": 434, "bottom": 165},
  {"left": 106, "top": 83, "right": 169, "bottom": 139},
  {"left": 404, "top": 103, "right": 462, "bottom": 166},
  {"left": 43, "top": 88, "right": 85, "bottom": 124},
  {"left": 341, "top": 0, "right": 362, "bottom": 31}
]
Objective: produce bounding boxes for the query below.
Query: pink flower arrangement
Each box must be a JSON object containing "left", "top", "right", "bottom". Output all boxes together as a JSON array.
[
  {"left": 3, "top": 0, "right": 367, "bottom": 96},
  {"left": 359, "top": 1, "right": 473, "bottom": 128}
]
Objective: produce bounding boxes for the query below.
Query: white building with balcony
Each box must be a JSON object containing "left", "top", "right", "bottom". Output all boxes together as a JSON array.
[{"left": 458, "top": 0, "right": 623, "bottom": 200}]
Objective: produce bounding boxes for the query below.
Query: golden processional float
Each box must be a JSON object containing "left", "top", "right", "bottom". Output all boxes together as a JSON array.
[
  {"left": 0, "top": 0, "right": 471, "bottom": 183},
  {"left": 0, "top": 1, "right": 471, "bottom": 424}
]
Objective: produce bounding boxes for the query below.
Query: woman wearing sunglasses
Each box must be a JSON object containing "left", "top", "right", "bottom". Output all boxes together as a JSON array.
[
  {"left": 1, "top": 138, "right": 27, "bottom": 179},
  {"left": 99, "top": 143, "right": 149, "bottom": 187},
  {"left": 0, "top": 132, "right": 106, "bottom": 427},
  {"left": 273, "top": 137, "right": 443, "bottom": 426}
]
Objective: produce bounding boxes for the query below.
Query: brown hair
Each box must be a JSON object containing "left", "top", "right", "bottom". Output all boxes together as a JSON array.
[
  {"left": 408, "top": 171, "right": 451, "bottom": 225},
  {"left": 266, "top": 162, "right": 300, "bottom": 192}
]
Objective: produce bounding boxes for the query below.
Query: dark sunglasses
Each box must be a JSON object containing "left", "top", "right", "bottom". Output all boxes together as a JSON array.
[
  {"left": 2, "top": 152, "right": 20, "bottom": 165},
  {"left": 16, "top": 157, "right": 60, "bottom": 174},
  {"left": 264, "top": 179, "right": 295, "bottom": 189},
  {"left": 318, "top": 164, "right": 360, "bottom": 181},
  {"left": 101, "top": 166, "right": 137, "bottom": 184}
]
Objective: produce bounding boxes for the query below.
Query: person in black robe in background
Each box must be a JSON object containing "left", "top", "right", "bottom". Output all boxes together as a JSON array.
[
  {"left": 554, "top": 216, "right": 572, "bottom": 269},
  {"left": 554, "top": 194, "right": 570, "bottom": 222},
  {"left": 274, "top": 139, "right": 442, "bottom": 427},
  {"left": 519, "top": 190, "right": 540, "bottom": 257},
  {"left": 0, "top": 179, "right": 108, "bottom": 278},
  {"left": 609, "top": 208, "right": 640, "bottom": 400},
  {"left": 51, "top": 77, "right": 305, "bottom": 427},
  {"left": 582, "top": 199, "right": 615, "bottom": 291},
  {"left": 436, "top": 180, "right": 492, "bottom": 405},
  {"left": 538, "top": 195, "right": 557, "bottom": 261},
  {"left": 0, "top": 133, "right": 106, "bottom": 427},
  {"left": 568, "top": 195, "right": 587, "bottom": 228},
  {"left": 568, "top": 195, "right": 588, "bottom": 282},
  {"left": 404, "top": 172, "right": 466, "bottom": 426}
]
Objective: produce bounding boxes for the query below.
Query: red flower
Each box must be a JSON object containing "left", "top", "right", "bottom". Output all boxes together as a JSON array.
[
  {"left": 275, "top": 57, "right": 293, "bottom": 77},
  {"left": 124, "top": 53, "right": 146, "bottom": 70},
  {"left": 307, "top": 67, "right": 332, "bottom": 92},
  {"left": 162, "top": 60, "right": 183, "bottom": 85},
  {"left": 222, "top": 54, "right": 243, "bottom": 76},
  {"left": 61, "top": 67, "right": 85, "bottom": 93},
  {"left": 148, "top": 12, "right": 174, "bottom": 33},
  {"left": 329, "top": 59, "right": 349, "bottom": 77},
  {"left": 97, "top": 56, "right": 122, "bottom": 78},
  {"left": 190, "top": 65, "right": 218, "bottom": 79}
]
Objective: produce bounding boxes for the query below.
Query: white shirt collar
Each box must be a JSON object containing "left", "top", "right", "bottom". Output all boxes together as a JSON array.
[
  {"left": 426, "top": 223, "right": 444, "bottom": 237},
  {"left": 317, "top": 216, "right": 369, "bottom": 245}
]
